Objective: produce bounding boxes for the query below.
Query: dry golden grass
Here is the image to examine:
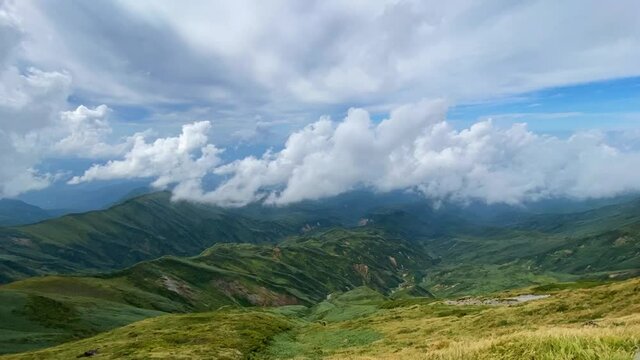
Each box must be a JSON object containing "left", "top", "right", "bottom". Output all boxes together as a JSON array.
[
  {"left": 3, "top": 278, "right": 640, "bottom": 359},
  {"left": 330, "top": 324, "right": 640, "bottom": 360},
  {"left": 321, "top": 278, "right": 640, "bottom": 360}
]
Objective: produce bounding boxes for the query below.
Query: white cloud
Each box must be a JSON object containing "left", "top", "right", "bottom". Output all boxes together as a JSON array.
[
  {"left": 53, "top": 104, "right": 131, "bottom": 157},
  {"left": 69, "top": 122, "right": 223, "bottom": 196},
  {"left": 207, "top": 101, "right": 640, "bottom": 206},
  {"left": 0, "top": 1, "right": 132, "bottom": 197},
  {"left": 9, "top": 0, "right": 640, "bottom": 125},
  {"left": 71, "top": 100, "right": 640, "bottom": 206},
  {"left": 0, "top": 66, "right": 71, "bottom": 133},
  {"left": 3, "top": 0, "right": 640, "bottom": 202},
  {"left": 0, "top": 2, "right": 71, "bottom": 197}
]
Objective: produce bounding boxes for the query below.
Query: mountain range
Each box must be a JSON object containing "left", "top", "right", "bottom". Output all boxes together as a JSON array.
[{"left": 0, "top": 190, "right": 638, "bottom": 357}]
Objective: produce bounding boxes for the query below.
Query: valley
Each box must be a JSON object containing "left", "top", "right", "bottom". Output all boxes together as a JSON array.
[{"left": 0, "top": 191, "right": 639, "bottom": 358}]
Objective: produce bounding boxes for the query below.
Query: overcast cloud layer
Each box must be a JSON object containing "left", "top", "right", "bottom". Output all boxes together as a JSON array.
[{"left": 1, "top": 0, "right": 640, "bottom": 203}]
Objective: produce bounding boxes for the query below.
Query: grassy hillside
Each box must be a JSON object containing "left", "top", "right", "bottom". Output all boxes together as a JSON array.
[
  {"left": 360, "top": 199, "right": 640, "bottom": 297},
  {"left": 4, "top": 277, "right": 639, "bottom": 359},
  {"left": 1, "top": 309, "right": 294, "bottom": 360},
  {"left": 0, "top": 191, "right": 427, "bottom": 284},
  {"left": 0, "top": 228, "right": 434, "bottom": 354},
  {"left": 0, "top": 192, "right": 299, "bottom": 283},
  {"left": 6, "top": 190, "right": 636, "bottom": 289},
  {"left": 1, "top": 192, "right": 639, "bottom": 357}
]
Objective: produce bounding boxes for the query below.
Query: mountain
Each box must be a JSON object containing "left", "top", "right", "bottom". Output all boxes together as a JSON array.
[
  {"left": 0, "top": 190, "right": 466, "bottom": 284},
  {"left": 0, "top": 199, "right": 57, "bottom": 227},
  {"left": 0, "top": 190, "right": 639, "bottom": 356},
  {"left": 0, "top": 192, "right": 297, "bottom": 283},
  {"left": 2, "top": 190, "right": 639, "bottom": 289},
  {"left": 0, "top": 228, "right": 433, "bottom": 353},
  {"left": 360, "top": 197, "right": 640, "bottom": 297}
]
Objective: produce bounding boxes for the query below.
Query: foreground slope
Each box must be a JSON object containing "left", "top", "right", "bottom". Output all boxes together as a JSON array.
[
  {"left": 0, "top": 229, "right": 433, "bottom": 354},
  {"left": 4, "top": 278, "right": 639, "bottom": 360}
]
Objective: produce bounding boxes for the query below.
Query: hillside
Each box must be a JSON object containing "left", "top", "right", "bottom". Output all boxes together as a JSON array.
[
  {"left": 3, "top": 277, "right": 639, "bottom": 359},
  {"left": 1, "top": 190, "right": 639, "bottom": 292},
  {"left": 0, "top": 191, "right": 442, "bottom": 284},
  {"left": 0, "top": 228, "right": 433, "bottom": 354},
  {"left": 0, "top": 192, "right": 297, "bottom": 283},
  {"left": 1, "top": 192, "right": 639, "bottom": 356},
  {"left": 363, "top": 199, "right": 640, "bottom": 297}
]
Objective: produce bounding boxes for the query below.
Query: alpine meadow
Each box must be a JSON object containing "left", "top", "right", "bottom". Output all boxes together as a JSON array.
[{"left": 1, "top": 1, "right": 640, "bottom": 359}]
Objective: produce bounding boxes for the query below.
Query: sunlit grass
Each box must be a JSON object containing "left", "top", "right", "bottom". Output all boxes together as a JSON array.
[{"left": 3, "top": 278, "right": 639, "bottom": 359}]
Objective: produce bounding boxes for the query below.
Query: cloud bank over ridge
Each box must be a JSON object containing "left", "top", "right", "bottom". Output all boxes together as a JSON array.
[{"left": 71, "top": 100, "right": 640, "bottom": 207}]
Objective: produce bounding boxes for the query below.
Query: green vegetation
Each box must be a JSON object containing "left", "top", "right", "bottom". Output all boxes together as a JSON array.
[
  {"left": 0, "top": 191, "right": 639, "bottom": 358},
  {"left": 0, "top": 192, "right": 297, "bottom": 283},
  {"left": 0, "top": 288, "right": 163, "bottom": 354},
  {"left": 3, "top": 277, "right": 639, "bottom": 359},
  {"left": 0, "top": 228, "right": 433, "bottom": 354},
  {"left": 1, "top": 310, "right": 293, "bottom": 360},
  {"left": 400, "top": 199, "right": 640, "bottom": 297}
]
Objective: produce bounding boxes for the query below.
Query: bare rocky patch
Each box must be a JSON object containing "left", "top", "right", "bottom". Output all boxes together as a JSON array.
[
  {"left": 212, "top": 279, "right": 299, "bottom": 306},
  {"left": 445, "top": 294, "right": 550, "bottom": 306},
  {"left": 160, "top": 275, "right": 195, "bottom": 299}
]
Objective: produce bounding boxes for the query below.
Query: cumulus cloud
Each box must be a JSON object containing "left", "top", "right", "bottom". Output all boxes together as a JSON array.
[
  {"left": 69, "top": 122, "right": 222, "bottom": 197},
  {"left": 3, "top": 0, "right": 640, "bottom": 202},
  {"left": 71, "top": 100, "right": 640, "bottom": 207},
  {"left": 0, "top": 1, "right": 131, "bottom": 198},
  {"left": 53, "top": 104, "right": 131, "bottom": 157},
  {"left": 0, "top": 65, "right": 128, "bottom": 197},
  {"left": 0, "top": 1, "right": 70, "bottom": 197}
]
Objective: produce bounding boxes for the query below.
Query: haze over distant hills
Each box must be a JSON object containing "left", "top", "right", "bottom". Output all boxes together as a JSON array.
[
  {"left": 0, "top": 199, "right": 63, "bottom": 227},
  {"left": 16, "top": 181, "right": 153, "bottom": 213}
]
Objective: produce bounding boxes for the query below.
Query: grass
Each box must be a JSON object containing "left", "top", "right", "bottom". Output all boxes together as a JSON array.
[
  {"left": 0, "top": 229, "right": 433, "bottom": 354},
  {"left": 1, "top": 192, "right": 640, "bottom": 358},
  {"left": 0, "top": 192, "right": 295, "bottom": 283},
  {"left": 270, "top": 277, "right": 640, "bottom": 359},
  {"left": 360, "top": 327, "right": 640, "bottom": 360},
  {"left": 2, "top": 278, "right": 639, "bottom": 359},
  {"left": 422, "top": 261, "right": 575, "bottom": 297},
  {"left": 0, "top": 310, "right": 293, "bottom": 360},
  {"left": 0, "top": 288, "right": 164, "bottom": 355}
]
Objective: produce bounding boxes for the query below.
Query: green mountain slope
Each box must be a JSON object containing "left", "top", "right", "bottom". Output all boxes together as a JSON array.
[
  {"left": 0, "top": 191, "right": 428, "bottom": 284},
  {"left": 400, "top": 200, "right": 640, "bottom": 297},
  {"left": 2, "top": 190, "right": 639, "bottom": 294},
  {"left": 1, "top": 191, "right": 639, "bottom": 356},
  {"left": 0, "top": 228, "right": 434, "bottom": 354},
  {"left": 0, "top": 192, "right": 298, "bottom": 283}
]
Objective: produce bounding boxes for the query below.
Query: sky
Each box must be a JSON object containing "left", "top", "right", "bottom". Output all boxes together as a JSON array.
[{"left": 2, "top": 0, "right": 640, "bottom": 207}]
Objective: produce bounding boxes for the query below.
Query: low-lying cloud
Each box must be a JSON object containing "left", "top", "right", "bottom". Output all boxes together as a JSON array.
[
  {"left": 71, "top": 100, "right": 640, "bottom": 207},
  {"left": 69, "top": 121, "right": 222, "bottom": 195}
]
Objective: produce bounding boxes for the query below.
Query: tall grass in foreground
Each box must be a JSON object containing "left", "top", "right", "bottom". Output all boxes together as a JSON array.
[
  {"left": 342, "top": 326, "right": 640, "bottom": 360},
  {"left": 3, "top": 278, "right": 639, "bottom": 359}
]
